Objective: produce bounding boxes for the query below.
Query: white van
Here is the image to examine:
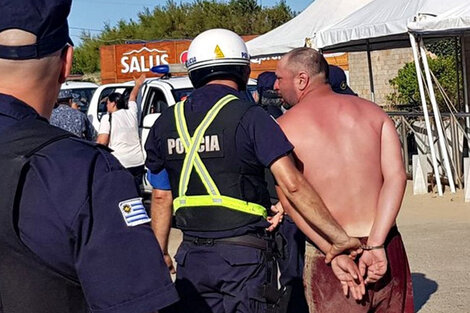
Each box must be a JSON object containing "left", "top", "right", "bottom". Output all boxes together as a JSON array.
[
  {"left": 87, "top": 76, "right": 257, "bottom": 193},
  {"left": 60, "top": 81, "right": 98, "bottom": 113}
]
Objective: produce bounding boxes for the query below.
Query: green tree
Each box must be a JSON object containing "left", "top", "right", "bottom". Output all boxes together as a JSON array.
[
  {"left": 387, "top": 38, "right": 462, "bottom": 111},
  {"left": 71, "top": 0, "right": 293, "bottom": 75},
  {"left": 388, "top": 56, "right": 460, "bottom": 111}
]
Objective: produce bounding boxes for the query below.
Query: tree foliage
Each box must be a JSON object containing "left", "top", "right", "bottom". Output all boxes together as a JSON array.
[
  {"left": 387, "top": 38, "right": 462, "bottom": 111},
  {"left": 71, "top": 0, "right": 294, "bottom": 74}
]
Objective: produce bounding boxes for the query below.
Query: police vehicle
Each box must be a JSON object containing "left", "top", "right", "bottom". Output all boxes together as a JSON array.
[
  {"left": 87, "top": 71, "right": 257, "bottom": 194},
  {"left": 60, "top": 81, "right": 99, "bottom": 113}
]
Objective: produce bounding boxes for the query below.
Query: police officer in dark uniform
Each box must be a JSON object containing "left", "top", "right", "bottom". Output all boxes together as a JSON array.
[
  {"left": 0, "top": 1, "right": 179, "bottom": 312},
  {"left": 145, "top": 28, "right": 361, "bottom": 313}
]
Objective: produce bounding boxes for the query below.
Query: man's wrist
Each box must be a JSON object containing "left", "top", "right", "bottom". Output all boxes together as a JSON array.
[{"left": 361, "top": 244, "right": 384, "bottom": 251}]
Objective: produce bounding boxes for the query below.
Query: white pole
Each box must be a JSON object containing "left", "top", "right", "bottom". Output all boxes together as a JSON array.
[
  {"left": 409, "top": 34, "right": 443, "bottom": 196},
  {"left": 366, "top": 41, "right": 375, "bottom": 102},
  {"left": 419, "top": 38, "right": 456, "bottom": 193},
  {"left": 462, "top": 37, "right": 470, "bottom": 137}
]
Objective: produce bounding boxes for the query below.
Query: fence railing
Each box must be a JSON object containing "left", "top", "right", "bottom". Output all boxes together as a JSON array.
[{"left": 388, "top": 111, "right": 470, "bottom": 189}]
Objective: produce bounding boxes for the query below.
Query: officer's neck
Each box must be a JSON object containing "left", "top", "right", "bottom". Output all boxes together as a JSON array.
[{"left": 206, "top": 80, "right": 239, "bottom": 91}]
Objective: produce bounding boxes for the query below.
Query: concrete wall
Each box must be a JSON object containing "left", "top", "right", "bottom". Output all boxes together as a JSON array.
[{"left": 348, "top": 48, "right": 414, "bottom": 106}]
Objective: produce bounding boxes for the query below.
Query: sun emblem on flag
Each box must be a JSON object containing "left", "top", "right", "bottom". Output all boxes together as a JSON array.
[{"left": 123, "top": 205, "right": 132, "bottom": 213}]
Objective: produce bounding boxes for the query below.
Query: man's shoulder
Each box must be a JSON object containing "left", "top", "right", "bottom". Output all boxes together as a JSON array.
[
  {"left": 349, "top": 96, "right": 389, "bottom": 120},
  {"left": 38, "top": 136, "right": 120, "bottom": 173},
  {"left": 228, "top": 97, "right": 257, "bottom": 113}
]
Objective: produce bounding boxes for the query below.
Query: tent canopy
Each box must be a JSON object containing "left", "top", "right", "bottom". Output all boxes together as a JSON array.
[
  {"left": 246, "top": 0, "right": 372, "bottom": 58},
  {"left": 314, "top": 0, "right": 466, "bottom": 53},
  {"left": 408, "top": 3, "right": 470, "bottom": 35}
]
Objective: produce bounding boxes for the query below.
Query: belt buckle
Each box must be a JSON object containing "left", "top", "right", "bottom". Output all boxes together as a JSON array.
[{"left": 193, "top": 238, "right": 215, "bottom": 246}]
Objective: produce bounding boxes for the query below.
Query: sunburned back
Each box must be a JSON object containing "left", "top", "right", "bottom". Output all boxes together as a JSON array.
[{"left": 279, "top": 88, "right": 388, "bottom": 237}]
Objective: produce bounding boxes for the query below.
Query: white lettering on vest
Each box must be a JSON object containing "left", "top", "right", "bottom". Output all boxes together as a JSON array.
[
  {"left": 209, "top": 135, "right": 220, "bottom": 151},
  {"left": 168, "top": 136, "right": 221, "bottom": 155},
  {"left": 168, "top": 138, "right": 176, "bottom": 155}
]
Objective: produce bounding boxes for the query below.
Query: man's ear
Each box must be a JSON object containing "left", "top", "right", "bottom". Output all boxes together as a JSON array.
[
  {"left": 297, "top": 71, "right": 309, "bottom": 91},
  {"left": 59, "top": 45, "right": 74, "bottom": 84}
]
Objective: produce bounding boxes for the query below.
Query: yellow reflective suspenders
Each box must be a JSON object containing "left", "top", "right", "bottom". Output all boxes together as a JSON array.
[{"left": 173, "top": 94, "right": 267, "bottom": 218}]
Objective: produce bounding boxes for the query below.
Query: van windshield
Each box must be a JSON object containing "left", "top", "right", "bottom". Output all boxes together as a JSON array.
[{"left": 65, "top": 87, "right": 97, "bottom": 113}]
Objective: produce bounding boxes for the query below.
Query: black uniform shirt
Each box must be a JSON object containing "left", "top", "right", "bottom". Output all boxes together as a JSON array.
[{"left": 0, "top": 93, "right": 179, "bottom": 313}]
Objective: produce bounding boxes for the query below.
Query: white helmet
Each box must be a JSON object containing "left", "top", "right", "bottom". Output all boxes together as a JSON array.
[{"left": 186, "top": 28, "right": 251, "bottom": 89}]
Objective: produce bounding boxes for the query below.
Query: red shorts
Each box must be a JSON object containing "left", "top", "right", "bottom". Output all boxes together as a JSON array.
[{"left": 303, "top": 226, "right": 414, "bottom": 313}]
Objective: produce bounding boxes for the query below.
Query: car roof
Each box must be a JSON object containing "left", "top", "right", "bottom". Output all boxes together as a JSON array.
[
  {"left": 98, "top": 76, "right": 256, "bottom": 90},
  {"left": 61, "top": 81, "right": 99, "bottom": 89},
  {"left": 145, "top": 76, "right": 193, "bottom": 89}
]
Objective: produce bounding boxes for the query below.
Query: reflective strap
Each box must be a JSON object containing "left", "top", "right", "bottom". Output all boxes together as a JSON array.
[
  {"left": 174, "top": 95, "right": 237, "bottom": 197},
  {"left": 172, "top": 95, "right": 267, "bottom": 218},
  {"left": 174, "top": 195, "right": 267, "bottom": 218}
]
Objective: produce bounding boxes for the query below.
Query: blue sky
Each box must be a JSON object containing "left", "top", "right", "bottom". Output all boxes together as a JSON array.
[{"left": 68, "top": 0, "right": 313, "bottom": 45}]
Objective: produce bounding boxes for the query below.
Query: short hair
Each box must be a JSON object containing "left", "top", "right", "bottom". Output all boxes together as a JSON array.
[
  {"left": 284, "top": 47, "right": 329, "bottom": 81},
  {"left": 108, "top": 93, "right": 126, "bottom": 110}
]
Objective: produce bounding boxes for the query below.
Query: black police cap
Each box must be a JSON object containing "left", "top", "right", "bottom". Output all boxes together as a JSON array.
[
  {"left": 328, "top": 65, "right": 357, "bottom": 96},
  {"left": 0, "top": 0, "right": 73, "bottom": 60}
]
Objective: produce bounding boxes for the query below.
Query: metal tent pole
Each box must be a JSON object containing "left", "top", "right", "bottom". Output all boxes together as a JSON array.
[
  {"left": 419, "top": 37, "right": 456, "bottom": 193},
  {"left": 462, "top": 37, "right": 470, "bottom": 138},
  {"left": 366, "top": 40, "right": 375, "bottom": 102},
  {"left": 409, "top": 34, "right": 443, "bottom": 195}
]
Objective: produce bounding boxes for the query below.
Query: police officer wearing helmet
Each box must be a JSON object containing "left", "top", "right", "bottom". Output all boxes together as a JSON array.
[
  {"left": 145, "top": 28, "right": 361, "bottom": 313},
  {"left": 0, "top": 1, "right": 179, "bottom": 312}
]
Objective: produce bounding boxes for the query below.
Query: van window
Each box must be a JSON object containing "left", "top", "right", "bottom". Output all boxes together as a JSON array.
[{"left": 142, "top": 87, "right": 168, "bottom": 118}]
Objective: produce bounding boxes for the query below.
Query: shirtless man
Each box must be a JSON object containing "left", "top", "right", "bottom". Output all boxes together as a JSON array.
[{"left": 274, "top": 47, "right": 414, "bottom": 312}]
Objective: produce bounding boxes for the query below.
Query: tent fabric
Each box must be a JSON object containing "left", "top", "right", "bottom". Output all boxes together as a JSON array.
[
  {"left": 408, "top": 3, "right": 470, "bottom": 35},
  {"left": 246, "top": 0, "right": 373, "bottom": 57},
  {"left": 314, "top": 0, "right": 466, "bottom": 52}
]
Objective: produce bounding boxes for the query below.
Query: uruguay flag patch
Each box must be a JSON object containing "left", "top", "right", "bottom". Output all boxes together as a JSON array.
[{"left": 118, "top": 198, "right": 151, "bottom": 227}]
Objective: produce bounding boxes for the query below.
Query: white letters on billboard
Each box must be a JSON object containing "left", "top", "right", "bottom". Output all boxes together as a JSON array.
[{"left": 120, "top": 47, "right": 169, "bottom": 74}]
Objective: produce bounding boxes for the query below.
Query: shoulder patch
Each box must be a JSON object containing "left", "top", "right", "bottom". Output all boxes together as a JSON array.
[{"left": 118, "top": 197, "right": 151, "bottom": 227}]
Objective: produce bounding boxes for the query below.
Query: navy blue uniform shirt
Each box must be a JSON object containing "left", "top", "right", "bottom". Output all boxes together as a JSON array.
[
  {"left": 145, "top": 84, "right": 294, "bottom": 238},
  {"left": 0, "top": 93, "right": 179, "bottom": 313}
]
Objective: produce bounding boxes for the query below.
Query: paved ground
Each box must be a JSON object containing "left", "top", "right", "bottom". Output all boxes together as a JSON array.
[
  {"left": 165, "top": 181, "right": 470, "bottom": 312},
  {"left": 397, "top": 182, "right": 470, "bottom": 313}
]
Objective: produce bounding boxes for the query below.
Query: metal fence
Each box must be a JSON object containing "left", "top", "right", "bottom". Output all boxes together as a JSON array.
[{"left": 388, "top": 111, "right": 470, "bottom": 189}]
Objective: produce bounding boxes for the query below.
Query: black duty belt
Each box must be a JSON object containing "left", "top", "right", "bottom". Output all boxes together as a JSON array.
[{"left": 183, "top": 234, "right": 269, "bottom": 250}]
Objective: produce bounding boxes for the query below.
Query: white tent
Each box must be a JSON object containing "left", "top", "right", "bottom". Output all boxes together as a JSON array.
[
  {"left": 408, "top": 2, "right": 470, "bottom": 35},
  {"left": 246, "top": 0, "right": 373, "bottom": 57},
  {"left": 408, "top": 2, "right": 470, "bottom": 197},
  {"left": 314, "top": 0, "right": 466, "bottom": 52}
]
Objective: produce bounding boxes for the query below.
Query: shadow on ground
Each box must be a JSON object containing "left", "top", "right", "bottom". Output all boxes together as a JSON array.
[{"left": 412, "top": 273, "right": 438, "bottom": 312}]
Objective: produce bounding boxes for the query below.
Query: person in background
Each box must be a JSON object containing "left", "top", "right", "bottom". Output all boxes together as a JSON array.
[
  {"left": 255, "top": 71, "right": 308, "bottom": 312},
  {"left": 275, "top": 47, "right": 414, "bottom": 313},
  {"left": 50, "top": 89, "right": 96, "bottom": 140},
  {"left": 255, "top": 71, "right": 284, "bottom": 118},
  {"left": 328, "top": 65, "right": 358, "bottom": 96},
  {"left": 0, "top": 0, "right": 179, "bottom": 312},
  {"left": 97, "top": 75, "right": 146, "bottom": 191}
]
